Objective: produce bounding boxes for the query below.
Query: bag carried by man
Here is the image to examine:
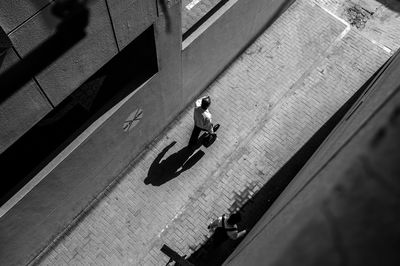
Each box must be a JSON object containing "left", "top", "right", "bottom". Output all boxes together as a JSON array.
[{"left": 202, "top": 124, "right": 220, "bottom": 148}]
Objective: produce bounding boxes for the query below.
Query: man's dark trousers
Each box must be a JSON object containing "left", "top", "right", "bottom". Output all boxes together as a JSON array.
[{"left": 189, "top": 126, "right": 202, "bottom": 146}]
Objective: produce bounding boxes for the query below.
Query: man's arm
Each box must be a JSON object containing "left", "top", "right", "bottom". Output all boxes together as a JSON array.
[
  {"left": 208, "top": 215, "right": 223, "bottom": 230},
  {"left": 236, "top": 230, "right": 247, "bottom": 238},
  {"left": 227, "top": 229, "right": 247, "bottom": 240},
  {"left": 204, "top": 114, "right": 214, "bottom": 134},
  {"left": 206, "top": 121, "right": 214, "bottom": 134}
]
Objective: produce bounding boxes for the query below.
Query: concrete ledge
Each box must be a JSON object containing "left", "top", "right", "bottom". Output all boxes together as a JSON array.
[{"left": 182, "top": 0, "right": 238, "bottom": 50}]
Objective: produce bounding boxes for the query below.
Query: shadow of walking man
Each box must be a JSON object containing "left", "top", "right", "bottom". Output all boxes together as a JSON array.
[{"left": 144, "top": 141, "right": 205, "bottom": 186}]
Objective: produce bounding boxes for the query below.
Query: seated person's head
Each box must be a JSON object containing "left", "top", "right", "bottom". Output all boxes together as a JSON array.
[
  {"left": 227, "top": 212, "right": 242, "bottom": 225},
  {"left": 201, "top": 96, "right": 211, "bottom": 110}
]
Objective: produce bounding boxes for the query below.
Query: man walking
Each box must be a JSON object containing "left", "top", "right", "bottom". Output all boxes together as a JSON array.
[{"left": 188, "top": 96, "right": 219, "bottom": 148}]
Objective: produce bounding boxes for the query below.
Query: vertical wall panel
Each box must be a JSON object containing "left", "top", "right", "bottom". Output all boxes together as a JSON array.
[
  {"left": 0, "top": 26, "right": 11, "bottom": 50},
  {"left": 0, "top": 49, "right": 52, "bottom": 154},
  {"left": 106, "top": 0, "right": 157, "bottom": 50},
  {"left": 9, "top": 0, "right": 118, "bottom": 106},
  {"left": 0, "top": 0, "right": 50, "bottom": 33}
]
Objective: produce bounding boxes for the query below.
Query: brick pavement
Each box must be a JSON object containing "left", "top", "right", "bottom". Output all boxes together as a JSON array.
[{"left": 30, "top": 0, "right": 399, "bottom": 265}]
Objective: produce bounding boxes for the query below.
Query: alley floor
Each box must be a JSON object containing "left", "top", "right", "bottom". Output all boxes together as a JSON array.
[{"left": 31, "top": 0, "right": 400, "bottom": 265}]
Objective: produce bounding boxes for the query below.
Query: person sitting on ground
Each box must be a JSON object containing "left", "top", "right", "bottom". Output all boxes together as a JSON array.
[{"left": 208, "top": 212, "right": 247, "bottom": 240}]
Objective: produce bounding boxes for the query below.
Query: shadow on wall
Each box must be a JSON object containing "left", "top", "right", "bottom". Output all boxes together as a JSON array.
[
  {"left": 0, "top": 26, "right": 12, "bottom": 68},
  {"left": 144, "top": 140, "right": 205, "bottom": 186},
  {"left": 375, "top": 0, "right": 400, "bottom": 13},
  {"left": 0, "top": 52, "right": 6, "bottom": 70},
  {"left": 27, "top": 0, "right": 75, "bottom": 29},
  {"left": 158, "top": 0, "right": 172, "bottom": 33},
  {"left": 0, "top": 24, "right": 158, "bottom": 205}
]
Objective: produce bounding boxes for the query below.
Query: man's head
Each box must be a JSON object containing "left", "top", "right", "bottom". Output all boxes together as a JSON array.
[
  {"left": 227, "top": 212, "right": 242, "bottom": 225},
  {"left": 201, "top": 96, "right": 211, "bottom": 110}
]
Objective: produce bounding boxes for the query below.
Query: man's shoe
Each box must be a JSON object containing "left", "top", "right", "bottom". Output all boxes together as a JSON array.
[{"left": 213, "top": 124, "right": 220, "bottom": 132}]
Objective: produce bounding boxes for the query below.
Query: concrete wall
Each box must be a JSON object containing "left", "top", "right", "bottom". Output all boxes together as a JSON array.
[
  {"left": 0, "top": 0, "right": 50, "bottom": 34},
  {"left": 224, "top": 52, "right": 400, "bottom": 266},
  {"left": 0, "top": 48, "right": 52, "bottom": 154},
  {"left": 107, "top": 0, "right": 157, "bottom": 50},
  {"left": 0, "top": 0, "right": 165, "bottom": 153},
  {"left": 9, "top": 0, "right": 118, "bottom": 106}
]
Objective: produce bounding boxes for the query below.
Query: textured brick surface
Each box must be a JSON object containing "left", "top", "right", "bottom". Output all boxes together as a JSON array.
[
  {"left": 30, "top": 0, "right": 398, "bottom": 265},
  {"left": 313, "top": 0, "right": 400, "bottom": 52}
]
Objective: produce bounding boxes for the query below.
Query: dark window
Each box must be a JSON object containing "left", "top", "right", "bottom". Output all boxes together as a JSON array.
[{"left": 0, "top": 25, "right": 158, "bottom": 205}]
